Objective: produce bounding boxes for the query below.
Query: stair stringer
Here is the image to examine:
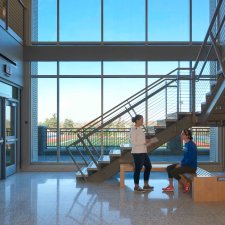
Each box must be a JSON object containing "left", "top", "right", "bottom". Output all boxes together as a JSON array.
[
  {"left": 85, "top": 114, "right": 193, "bottom": 182},
  {"left": 197, "top": 76, "right": 225, "bottom": 124}
]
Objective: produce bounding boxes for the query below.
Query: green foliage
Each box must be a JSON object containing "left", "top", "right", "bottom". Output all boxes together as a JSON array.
[
  {"left": 62, "top": 118, "right": 74, "bottom": 128},
  {"left": 43, "top": 113, "right": 57, "bottom": 128}
]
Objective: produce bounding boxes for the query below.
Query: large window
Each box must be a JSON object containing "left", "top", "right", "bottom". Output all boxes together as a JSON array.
[
  {"left": 31, "top": 61, "right": 217, "bottom": 164},
  {"left": 32, "top": 0, "right": 57, "bottom": 42},
  {"left": 31, "top": 0, "right": 210, "bottom": 43}
]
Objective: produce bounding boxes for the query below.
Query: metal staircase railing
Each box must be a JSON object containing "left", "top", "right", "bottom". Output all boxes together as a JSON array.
[
  {"left": 194, "top": 0, "right": 225, "bottom": 80},
  {"left": 66, "top": 0, "right": 225, "bottom": 179}
]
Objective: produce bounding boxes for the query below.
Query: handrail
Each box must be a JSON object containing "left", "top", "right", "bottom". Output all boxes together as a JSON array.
[
  {"left": 194, "top": 0, "right": 224, "bottom": 79},
  {"left": 66, "top": 76, "right": 181, "bottom": 149},
  {"left": 72, "top": 67, "right": 192, "bottom": 133}
]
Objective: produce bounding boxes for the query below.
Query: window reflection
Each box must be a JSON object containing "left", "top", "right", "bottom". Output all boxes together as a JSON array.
[
  {"left": 5, "top": 105, "right": 15, "bottom": 137},
  {"left": 6, "top": 144, "right": 15, "bottom": 166}
]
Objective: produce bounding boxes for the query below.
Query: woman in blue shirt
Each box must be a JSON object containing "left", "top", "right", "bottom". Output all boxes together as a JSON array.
[{"left": 162, "top": 129, "right": 197, "bottom": 193}]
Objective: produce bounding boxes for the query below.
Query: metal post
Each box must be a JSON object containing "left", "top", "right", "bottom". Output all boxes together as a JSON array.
[
  {"left": 165, "top": 80, "right": 167, "bottom": 118},
  {"left": 191, "top": 70, "right": 196, "bottom": 114},
  {"left": 177, "top": 70, "right": 180, "bottom": 114}
]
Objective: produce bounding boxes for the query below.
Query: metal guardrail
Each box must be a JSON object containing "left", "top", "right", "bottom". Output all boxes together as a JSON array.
[
  {"left": 45, "top": 127, "right": 210, "bottom": 151},
  {"left": 47, "top": 128, "right": 130, "bottom": 148}
]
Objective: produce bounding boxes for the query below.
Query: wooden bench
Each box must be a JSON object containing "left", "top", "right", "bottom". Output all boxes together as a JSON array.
[
  {"left": 181, "top": 167, "right": 225, "bottom": 202},
  {"left": 120, "top": 163, "right": 225, "bottom": 202},
  {"left": 119, "top": 163, "right": 170, "bottom": 188}
]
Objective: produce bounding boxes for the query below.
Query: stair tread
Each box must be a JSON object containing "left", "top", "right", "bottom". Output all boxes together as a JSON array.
[
  {"left": 154, "top": 125, "right": 166, "bottom": 129},
  {"left": 76, "top": 167, "right": 88, "bottom": 177},
  {"left": 120, "top": 143, "right": 132, "bottom": 151},
  {"left": 109, "top": 149, "right": 121, "bottom": 156},
  {"left": 87, "top": 161, "right": 98, "bottom": 171},
  {"left": 98, "top": 155, "right": 110, "bottom": 164},
  {"left": 166, "top": 118, "right": 177, "bottom": 122}
]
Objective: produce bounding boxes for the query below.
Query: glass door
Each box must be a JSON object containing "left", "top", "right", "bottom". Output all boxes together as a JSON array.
[
  {"left": 0, "top": 97, "right": 18, "bottom": 178},
  {"left": 0, "top": 97, "right": 3, "bottom": 179}
]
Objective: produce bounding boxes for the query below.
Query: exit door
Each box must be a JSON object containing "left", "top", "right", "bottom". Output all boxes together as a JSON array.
[{"left": 0, "top": 97, "right": 18, "bottom": 178}]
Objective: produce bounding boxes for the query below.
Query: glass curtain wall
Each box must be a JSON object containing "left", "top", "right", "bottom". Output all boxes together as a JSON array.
[
  {"left": 31, "top": 61, "right": 214, "bottom": 163},
  {"left": 30, "top": 1, "right": 216, "bottom": 164},
  {"left": 31, "top": 0, "right": 209, "bottom": 43}
]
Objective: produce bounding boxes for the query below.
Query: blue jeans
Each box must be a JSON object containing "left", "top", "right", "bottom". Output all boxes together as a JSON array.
[{"left": 132, "top": 153, "right": 152, "bottom": 185}]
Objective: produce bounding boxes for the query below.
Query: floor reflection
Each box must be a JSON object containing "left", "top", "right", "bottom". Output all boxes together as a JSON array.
[{"left": 0, "top": 172, "right": 225, "bottom": 225}]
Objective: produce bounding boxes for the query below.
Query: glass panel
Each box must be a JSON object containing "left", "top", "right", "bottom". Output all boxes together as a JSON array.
[
  {"left": 59, "top": 78, "right": 101, "bottom": 162},
  {"left": 32, "top": 0, "right": 57, "bottom": 42},
  {"left": 31, "top": 78, "right": 57, "bottom": 162},
  {"left": 148, "top": 0, "right": 189, "bottom": 41},
  {"left": 60, "top": 0, "right": 101, "bottom": 41},
  {"left": 6, "top": 143, "right": 15, "bottom": 167},
  {"left": 104, "top": 0, "right": 145, "bottom": 41},
  {"left": 59, "top": 62, "right": 101, "bottom": 75},
  {"left": 60, "top": 78, "right": 101, "bottom": 126},
  {"left": 148, "top": 62, "right": 178, "bottom": 75},
  {"left": 0, "top": 82, "right": 17, "bottom": 99},
  {"left": 31, "top": 62, "right": 57, "bottom": 76},
  {"left": 5, "top": 105, "right": 15, "bottom": 137},
  {"left": 104, "top": 62, "right": 145, "bottom": 75},
  {"left": 0, "top": 82, "right": 12, "bottom": 97},
  {"left": 104, "top": 78, "right": 145, "bottom": 113},
  {"left": 192, "top": 0, "right": 209, "bottom": 41}
]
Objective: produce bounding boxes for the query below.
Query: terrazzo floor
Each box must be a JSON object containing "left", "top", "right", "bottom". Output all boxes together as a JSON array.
[{"left": 0, "top": 171, "right": 225, "bottom": 225}]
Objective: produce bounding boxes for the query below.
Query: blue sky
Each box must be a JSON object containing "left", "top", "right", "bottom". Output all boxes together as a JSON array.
[{"left": 35, "top": 0, "right": 209, "bottom": 42}]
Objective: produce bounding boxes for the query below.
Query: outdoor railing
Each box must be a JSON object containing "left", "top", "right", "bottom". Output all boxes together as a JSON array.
[
  {"left": 44, "top": 127, "right": 210, "bottom": 151},
  {"left": 46, "top": 127, "right": 130, "bottom": 148}
]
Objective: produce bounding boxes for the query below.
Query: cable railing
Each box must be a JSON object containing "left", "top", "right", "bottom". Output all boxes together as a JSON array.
[{"left": 66, "top": 68, "right": 193, "bottom": 149}]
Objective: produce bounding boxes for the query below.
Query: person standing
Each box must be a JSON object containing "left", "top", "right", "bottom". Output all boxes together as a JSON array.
[
  {"left": 162, "top": 129, "right": 197, "bottom": 193},
  {"left": 130, "top": 114, "right": 154, "bottom": 193}
]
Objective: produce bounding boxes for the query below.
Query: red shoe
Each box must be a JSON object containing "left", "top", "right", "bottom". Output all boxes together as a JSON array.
[
  {"left": 183, "top": 183, "right": 190, "bottom": 193},
  {"left": 162, "top": 186, "right": 174, "bottom": 192}
]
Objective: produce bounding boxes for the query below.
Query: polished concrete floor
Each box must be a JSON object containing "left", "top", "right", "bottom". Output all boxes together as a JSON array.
[{"left": 0, "top": 172, "right": 225, "bottom": 225}]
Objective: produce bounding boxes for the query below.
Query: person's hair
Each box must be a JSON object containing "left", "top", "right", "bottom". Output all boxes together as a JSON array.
[
  {"left": 183, "top": 129, "right": 193, "bottom": 140},
  {"left": 131, "top": 114, "right": 143, "bottom": 123}
]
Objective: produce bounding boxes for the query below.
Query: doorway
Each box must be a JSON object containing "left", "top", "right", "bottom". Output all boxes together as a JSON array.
[{"left": 0, "top": 97, "right": 18, "bottom": 178}]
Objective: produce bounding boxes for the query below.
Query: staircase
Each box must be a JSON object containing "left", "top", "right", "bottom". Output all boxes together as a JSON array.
[{"left": 66, "top": 0, "right": 225, "bottom": 182}]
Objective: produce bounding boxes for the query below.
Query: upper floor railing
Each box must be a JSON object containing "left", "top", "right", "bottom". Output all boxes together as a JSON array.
[{"left": 0, "top": 0, "right": 26, "bottom": 42}]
